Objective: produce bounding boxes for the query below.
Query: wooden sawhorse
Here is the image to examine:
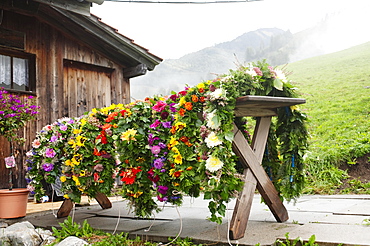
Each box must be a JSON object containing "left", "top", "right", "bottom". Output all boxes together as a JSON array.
[
  {"left": 57, "top": 192, "right": 112, "bottom": 218},
  {"left": 230, "top": 95, "right": 305, "bottom": 239}
]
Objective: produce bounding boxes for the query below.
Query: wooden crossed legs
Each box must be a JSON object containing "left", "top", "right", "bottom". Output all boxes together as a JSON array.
[
  {"left": 229, "top": 117, "right": 289, "bottom": 239},
  {"left": 57, "top": 192, "right": 112, "bottom": 218}
]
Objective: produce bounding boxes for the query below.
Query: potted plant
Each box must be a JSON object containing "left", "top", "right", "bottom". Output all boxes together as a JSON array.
[{"left": 0, "top": 87, "right": 39, "bottom": 218}]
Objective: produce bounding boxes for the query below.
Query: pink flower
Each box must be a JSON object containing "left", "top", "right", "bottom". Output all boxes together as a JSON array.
[
  {"left": 32, "top": 139, "right": 41, "bottom": 148},
  {"left": 253, "top": 67, "right": 263, "bottom": 76},
  {"left": 152, "top": 101, "right": 167, "bottom": 112},
  {"left": 45, "top": 148, "right": 56, "bottom": 158},
  {"left": 150, "top": 119, "right": 161, "bottom": 128},
  {"left": 151, "top": 145, "right": 161, "bottom": 155},
  {"left": 94, "top": 164, "right": 104, "bottom": 172}
]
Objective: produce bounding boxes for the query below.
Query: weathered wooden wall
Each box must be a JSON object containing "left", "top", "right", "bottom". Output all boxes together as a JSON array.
[{"left": 0, "top": 9, "right": 130, "bottom": 188}]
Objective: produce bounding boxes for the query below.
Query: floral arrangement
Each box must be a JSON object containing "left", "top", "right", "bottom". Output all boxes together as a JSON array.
[
  {"left": 26, "top": 61, "right": 308, "bottom": 223},
  {"left": 0, "top": 87, "right": 39, "bottom": 190},
  {"left": 0, "top": 88, "right": 39, "bottom": 142}
]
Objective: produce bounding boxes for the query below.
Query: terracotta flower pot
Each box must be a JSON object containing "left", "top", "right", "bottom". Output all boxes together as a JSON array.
[{"left": 0, "top": 188, "right": 29, "bottom": 219}]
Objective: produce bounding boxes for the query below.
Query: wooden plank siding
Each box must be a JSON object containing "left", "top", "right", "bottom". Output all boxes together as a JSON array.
[{"left": 0, "top": 10, "right": 130, "bottom": 188}]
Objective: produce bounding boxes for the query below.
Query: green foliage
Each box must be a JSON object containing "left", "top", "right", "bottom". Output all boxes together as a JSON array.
[
  {"left": 275, "top": 233, "right": 318, "bottom": 246},
  {"left": 286, "top": 42, "right": 370, "bottom": 191},
  {"left": 51, "top": 216, "right": 103, "bottom": 243},
  {"left": 340, "top": 178, "right": 370, "bottom": 194}
]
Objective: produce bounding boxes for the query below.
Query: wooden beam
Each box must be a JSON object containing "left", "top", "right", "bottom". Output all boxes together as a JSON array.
[
  {"left": 233, "top": 123, "right": 289, "bottom": 223},
  {"left": 0, "top": 27, "right": 25, "bottom": 50},
  {"left": 123, "top": 64, "right": 147, "bottom": 78},
  {"left": 230, "top": 118, "right": 274, "bottom": 239},
  {"left": 33, "top": 0, "right": 91, "bottom": 16}
]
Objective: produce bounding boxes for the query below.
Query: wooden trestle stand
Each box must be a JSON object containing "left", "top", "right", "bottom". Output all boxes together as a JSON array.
[
  {"left": 229, "top": 95, "right": 305, "bottom": 239},
  {"left": 57, "top": 192, "right": 112, "bottom": 218},
  {"left": 57, "top": 95, "right": 305, "bottom": 240}
]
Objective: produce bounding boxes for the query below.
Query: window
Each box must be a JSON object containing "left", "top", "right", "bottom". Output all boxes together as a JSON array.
[{"left": 0, "top": 50, "right": 35, "bottom": 92}]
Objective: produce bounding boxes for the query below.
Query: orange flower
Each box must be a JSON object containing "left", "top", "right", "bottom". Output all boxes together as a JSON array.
[
  {"left": 186, "top": 166, "right": 193, "bottom": 171},
  {"left": 191, "top": 95, "right": 199, "bottom": 102},
  {"left": 102, "top": 123, "right": 111, "bottom": 130},
  {"left": 179, "top": 108, "right": 186, "bottom": 116},
  {"left": 170, "top": 126, "right": 177, "bottom": 134},
  {"left": 198, "top": 88, "right": 205, "bottom": 93},
  {"left": 199, "top": 96, "right": 205, "bottom": 103},
  {"left": 105, "top": 111, "right": 119, "bottom": 122},
  {"left": 184, "top": 102, "right": 193, "bottom": 111}
]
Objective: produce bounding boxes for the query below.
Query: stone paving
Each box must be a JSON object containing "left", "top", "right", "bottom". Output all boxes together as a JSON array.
[{"left": 2, "top": 194, "right": 370, "bottom": 245}]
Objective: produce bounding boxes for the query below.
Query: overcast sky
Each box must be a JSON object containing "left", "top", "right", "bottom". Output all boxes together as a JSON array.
[{"left": 91, "top": 0, "right": 370, "bottom": 59}]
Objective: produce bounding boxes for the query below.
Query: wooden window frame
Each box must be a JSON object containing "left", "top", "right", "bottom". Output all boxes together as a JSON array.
[{"left": 0, "top": 47, "right": 36, "bottom": 94}]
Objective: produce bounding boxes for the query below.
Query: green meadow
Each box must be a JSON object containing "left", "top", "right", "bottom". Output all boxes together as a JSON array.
[{"left": 285, "top": 42, "right": 370, "bottom": 193}]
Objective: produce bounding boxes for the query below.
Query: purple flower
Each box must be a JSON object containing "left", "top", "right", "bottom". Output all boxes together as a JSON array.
[
  {"left": 45, "top": 148, "right": 56, "bottom": 158},
  {"left": 42, "top": 163, "right": 54, "bottom": 172},
  {"left": 169, "top": 103, "right": 177, "bottom": 113},
  {"left": 157, "top": 185, "right": 168, "bottom": 195},
  {"left": 158, "top": 142, "right": 166, "bottom": 149},
  {"left": 50, "top": 135, "right": 58, "bottom": 142},
  {"left": 153, "top": 158, "right": 164, "bottom": 169},
  {"left": 161, "top": 121, "right": 172, "bottom": 128},
  {"left": 148, "top": 133, "right": 160, "bottom": 145},
  {"left": 151, "top": 145, "right": 161, "bottom": 155}
]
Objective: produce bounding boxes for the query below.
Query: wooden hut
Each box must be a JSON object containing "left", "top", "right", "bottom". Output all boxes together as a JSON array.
[{"left": 0, "top": 0, "right": 162, "bottom": 189}]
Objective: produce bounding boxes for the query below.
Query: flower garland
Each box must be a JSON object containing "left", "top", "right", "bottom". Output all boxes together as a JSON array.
[{"left": 26, "top": 60, "right": 308, "bottom": 223}]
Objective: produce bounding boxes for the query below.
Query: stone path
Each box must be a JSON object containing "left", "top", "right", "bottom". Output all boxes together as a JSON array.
[{"left": 2, "top": 194, "right": 370, "bottom": 245}]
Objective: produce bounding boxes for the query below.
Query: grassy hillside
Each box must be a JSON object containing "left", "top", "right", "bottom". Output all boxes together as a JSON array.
[{"left": 285, "top": 42, "right": 370, "bottom": 193}]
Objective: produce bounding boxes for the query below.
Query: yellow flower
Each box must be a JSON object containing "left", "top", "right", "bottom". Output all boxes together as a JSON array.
[
  {"left": 68, "top": 139, "right": 75, "bottom": 146},
  {"left": 174, "top": 154, "right": 183, "bottom": 164},
  {"left": 179, "top": 97, "right": 186, "bottom": 106},
  {"left": 171, "top": 146, "right": 180, "bottom": 154},
  {"left": 290, "top": 105, "right": 299, "bottom": 111},
  {"left": 197, "top": 82, "right": 205, "bottom": 89},
  {"left": 175, "top": 122, "right": 186, "bottom": 131},
  {"left": 169, "top": 169, "right": 175, "bottom": 176},
  {"left": 73, "top": 129, "right": 82, "bottom": 134},
  {"left": 80, "top": 118, "right": 87, "bottom": 126},
  {"left": 60, "top": 176, "right": 67, "bottom": 182},
  {"left": 72, "top": 175, "right": 80, "bottom": 186},
  {"left": 63, "top": 194, "right": 69, "bottom": 199},
  {"left": 80, "top": 170, "right": 86, "bottom": 177},
  {"left": 92, "top": 108, "right": 98, "bottom": 114},
  {"left": 168, "top": 136, "right": 179, "bottom": 148},
  {"left": 120, "top": 128, "right": 137, "bottom": 142},
  {"left": 65, "top": 159, "right": 74, "bottom": 167},
  {"left": 173, "top": 182, "right": 180, "bottom": 186},
  {"left": 136, "top": 157, "right": 145, "bottom": 163},
  {"left": 76, "top": 135, "right": 87, "bottom": 147}
]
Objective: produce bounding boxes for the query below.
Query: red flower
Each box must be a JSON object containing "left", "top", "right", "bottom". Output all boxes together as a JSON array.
[
  {"left": 178, "top": 90, "right": 187, "bottom": 96},
  {"left": 93, "top": 148, "right": 101, "bottom": 156},
  {"left": 120, "top": 166, "right": 142, "bottom": 185},
  {"left": 94, "top": 172, "right": 100, "bottom": 182},
  {"left": 198, "top": 88, "right": 205, "bottom": 93},
  {"left": 199, "top": 96, "right": 205, "bottom": 103},
  {"left": 96, "top": 131, "right": 108, "bottom": 144}
]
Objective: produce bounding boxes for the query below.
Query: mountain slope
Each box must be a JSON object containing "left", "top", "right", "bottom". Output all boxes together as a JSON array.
[{"left": 286, "top": 41, "right": 370, "bottom": 168}]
